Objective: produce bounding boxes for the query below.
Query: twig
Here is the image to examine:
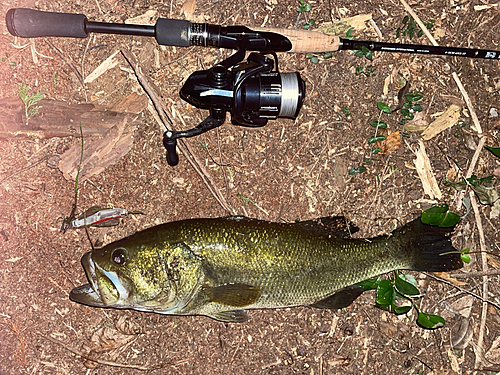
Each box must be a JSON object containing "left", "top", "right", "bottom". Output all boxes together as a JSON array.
[
  {"left": 44, "top": 39, "right": 86, "bottom": 88},
  {"left": 424, "top": 272, "right": 500, "bottom": 311},
  {"left": 470, "top": 191, "right": 489, "bottom": 369},
  {"left": 39, "top": 334, "right": 187, "bottom": 370},
  {"left": 0, "top": 155, "right": 51, "bottom": 184},
  {"left": 456, "top": 136, "right": 487, "bottom": 210},
  {"left": 120, "top": 49, "right": 234, "bottom": 214},
  {"left": 451, "top": 269, "right": 500, "bottom": 279},
  {"left": 452, "top": 72, "right": 482, "bottom": 134}
]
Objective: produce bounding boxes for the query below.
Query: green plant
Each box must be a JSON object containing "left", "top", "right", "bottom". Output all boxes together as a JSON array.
[
  {"left": 297, "top": 0, "right": 313, "bottom": 12},
  {"left": 306, "top": 51, "right": 333, "bottom": 64},
  {"left": 396, "top": 16, "right": 434, "bottom": 40},
  {"left": 367, "top": 101, "right": 390, "bottom": 154},
  {"left": 485, "top": 145, "right": 500, "bottom": 158},
  {"left": 357, "top": 204, "right": 460, "bottom": 329},
  {"left": 398, "top": 92, "right": 423, "bottom": 125},
  {"left": 53, "top": 73, "right": 59, "bottom": 89},
  {"left": 354, "top": 46, "right": 373, "bottom": 61},
  {"left": 303, "top": 19, "right": 316, "bottom": 30},
  {"left": 443, "top": 174, "right": 498, "bottom": 206},
  {"left": 355, "top": 65, "right": 376, "bottom": 77},
  {"left": 18, "top": 83, "right": 44, "bottom": 125},
  {"left": 341, "top": 106, "right": 351, "bottom": 117},
  {"left": 348, "top": 165, "right": 367, "bottom": 175},
  {"left": 296, "top": 0, "right": 315, "bottom": 30},
  {"left": 345, "top": 28, "right": 376, "bottom": 76}
]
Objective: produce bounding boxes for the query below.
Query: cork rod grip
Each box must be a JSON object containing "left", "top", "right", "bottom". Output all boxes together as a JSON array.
[{"left": 255, "top": 27, "right": 340, "bottom": 53}]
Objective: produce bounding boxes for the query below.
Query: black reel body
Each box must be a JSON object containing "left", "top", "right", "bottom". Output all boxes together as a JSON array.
[{"left": 164, "top": 50, "right": 305, "bottom": 165}]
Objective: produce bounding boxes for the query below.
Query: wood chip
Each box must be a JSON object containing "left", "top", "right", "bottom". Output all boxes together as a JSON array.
[
  {"left": 58, "top": 117, "right": 135, "bottom": 181},
  {"left": 412, "top": 140, "right": 442, "bottom": 199},
  {"left": 421, "top": 104, "right": 461, "bottom": 140}
]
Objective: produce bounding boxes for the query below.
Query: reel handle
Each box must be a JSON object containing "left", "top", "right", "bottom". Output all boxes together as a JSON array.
[{"left": 162, "top": 133, "right": 179, "bottom": 167}]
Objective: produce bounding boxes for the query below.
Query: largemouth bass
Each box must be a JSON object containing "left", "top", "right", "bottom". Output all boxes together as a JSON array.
[{"left": 70, "top": 216, "right": 463, "bottom": 322}]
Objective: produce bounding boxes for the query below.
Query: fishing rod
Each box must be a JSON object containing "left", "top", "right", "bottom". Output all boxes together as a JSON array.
[{"left": 6, "top": 8, "right": 499, "bottom": 165}]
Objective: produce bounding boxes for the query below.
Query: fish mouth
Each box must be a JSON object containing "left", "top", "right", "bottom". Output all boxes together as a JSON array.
[{"left": 70, "top": 252, "right": 127, "bottom": 307}]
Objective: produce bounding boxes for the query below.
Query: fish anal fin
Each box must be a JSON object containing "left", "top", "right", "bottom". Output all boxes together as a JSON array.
[
  {"left": 311, "top": 285, "right": 364, "bottom": 309},
  {"left": 204, "top": 283, "right": 261, "bottom": 307},
  {"left": 208, "top": 310, "right": 250, "bottom": 323},
  {"left": 296, "top": 216, "right": 359, "bottom": 238}
]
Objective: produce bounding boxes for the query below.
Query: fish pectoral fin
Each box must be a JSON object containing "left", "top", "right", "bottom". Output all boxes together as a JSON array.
[
  {"left": 204, "top": 283, "right": 261, "bottom": 307},
  {"left": 311, "top": 285, "right": 365, "bottom": 309},
  {"left": 208, "top": 310, "right": 250, "bottom": 323}
]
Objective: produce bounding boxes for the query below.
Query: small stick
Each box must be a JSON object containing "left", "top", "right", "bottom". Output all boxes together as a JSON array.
[
  {"left": 451, "top": 269, "right": 500, "bottom": 279},
  {"left": 40, "top": 334, "right": 187, "bottom": 370},
  {"left": 120, "top": 49, "right": 234, "bottom": 214},
  {"left": 470, "top": 192, "right": 489, "bottom": 369},
  {"left": 44, "top": 39, "right": 85, "bottom": 88}
]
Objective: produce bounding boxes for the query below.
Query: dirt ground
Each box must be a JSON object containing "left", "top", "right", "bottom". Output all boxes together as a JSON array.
[{"left": 0, "top": 0, "right": 499, "bottom": 373}]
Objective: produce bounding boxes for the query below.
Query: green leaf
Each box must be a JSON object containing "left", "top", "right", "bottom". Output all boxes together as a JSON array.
[
  {"left": 348, "top": 165, "right": 367, "bottom": 175},
  {"left": 485, "top": 145, "right": 500, "bottom": 158},
  {"left": 405, "top": 93, "right": 423, "bottom": 102},
  {"left": 377, "top": 102, "right": 392, "bottom": 114},
  {"left": 461, "top": 253, "right": 471, "bottom": 264},
  {"left": 354, "top": 50, "right": 365, "bottom": 59},
  {"left": 421, "top": 203, "right": 460, "bottom": 227},
  {"left": 369, "top": 120, "right": 387, "bottom": 128},
  {"left": 376, "top": 279, "right": 395, "bottom": 306},
  {"left": 371, "top": 147, "right": 382, "bottom": 154},
  {"left": 392, "top": 304, "right": 412, "bottom": 315},
  {"left": 345, "top": 27, "right": 354, "bottom": 40},
  {"left": 412, "top": 103, "right": 423, "bottom": 112},
  {"left": 368, "top": 135, "right": 386, "bottom": 144},
  {"left": 323, "top": 51, "right": 333, "bottom": 59},
  {"left": 400, "top": 108, "right": 410, "bottom": 117},
  {"left": 395, "top": 274, "right": 420, "bottom": 296},
  {"left": 417, "top": 312, "right": 445, "bottom": 329},
  {"left": 356, "top": 277, "right": 379, "bottom": 291},
  {"left": 310, "top": 55, "right": 319, "bottom": 63}
]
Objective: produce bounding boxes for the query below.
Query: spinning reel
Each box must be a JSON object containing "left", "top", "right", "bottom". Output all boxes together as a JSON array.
[{"left": 164, "top": 44, "right": 305, "bottom": 165}]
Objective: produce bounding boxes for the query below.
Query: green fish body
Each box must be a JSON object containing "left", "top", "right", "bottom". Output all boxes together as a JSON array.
[{"left": 70, "top": 216, "right": 463, "bottom": 322}]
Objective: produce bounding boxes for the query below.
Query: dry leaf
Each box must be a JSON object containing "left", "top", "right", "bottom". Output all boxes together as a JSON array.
[
  {"left": 58, "top": 117, "right": 134, "bottom": 181},
  {"left": 412, "top": 140, "right": 442, "bottom": 199},
  {"left": 403, "top": 111, "right": 429, "bottom": 132},
  {"left": 374, "top": 130, "right": 401, "bottom": 155},
  {"left": 82, "top": 316, "right": 142, "bottom": 368},
  {"left": 421, "top": 104, "right": 461, "bottom": 140},
  {"left": 435, "top": 272, "right": 467, "bottom": 286},
  {"left": 317, "top": 14, "right": 372, "bottom": 36},
  {"left": 451, "top": 317, "right": 474, "bottom": 350},
  {"left": 451, "top": 295, "right": 474, "bottom": 318},
  {"left": 485, "top": 335, "right": 500, "bottom": 364}
]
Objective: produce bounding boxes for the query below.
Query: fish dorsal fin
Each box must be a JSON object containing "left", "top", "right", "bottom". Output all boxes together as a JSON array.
[
  {"left": 294, "top": 216, "right": 359, "bottom": 238},
  {"left": 204, "top": 283, "right": 261, "bottom": 307},
  {"left": 311, "top": 285, "right": 364, "bottom": 309},
  {"left": 208, "top": 310, "right": 250, "bottom": 323}
]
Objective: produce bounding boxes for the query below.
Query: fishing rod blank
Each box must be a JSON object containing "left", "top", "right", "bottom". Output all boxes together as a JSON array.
[
  {"left": 339, "top": 38, "right": 500, "bottom": 59},
  {"left": 6, "top": 7, "right": 500, "bottom": 59}
]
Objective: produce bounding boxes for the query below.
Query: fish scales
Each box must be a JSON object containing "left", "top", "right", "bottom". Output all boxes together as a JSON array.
[{"left": 70, "top": 216, "right": 463, "bottom": 322}]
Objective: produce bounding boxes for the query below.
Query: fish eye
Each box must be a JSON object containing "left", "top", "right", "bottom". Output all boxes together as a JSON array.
[{"left": 111, "top": 248, "right": 128, "bottom": 266}]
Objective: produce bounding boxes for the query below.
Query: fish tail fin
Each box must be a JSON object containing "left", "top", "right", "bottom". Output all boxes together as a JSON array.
[{"left": 392, "top": 218, "right": 463, "bottom": 272}]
